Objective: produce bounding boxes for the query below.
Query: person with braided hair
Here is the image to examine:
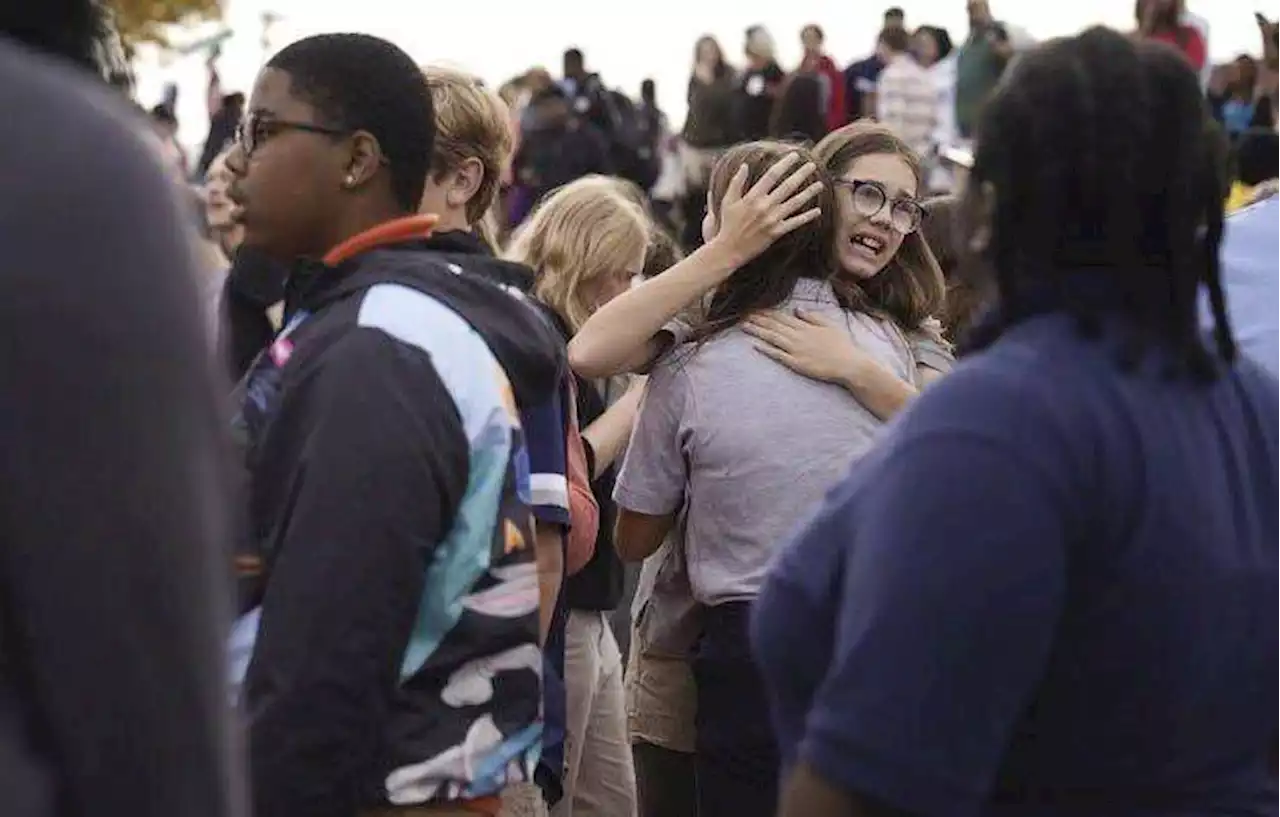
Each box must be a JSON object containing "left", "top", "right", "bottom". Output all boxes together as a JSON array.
[{"left": 753, "top": 27, "right": 1278, "bottom": 817}]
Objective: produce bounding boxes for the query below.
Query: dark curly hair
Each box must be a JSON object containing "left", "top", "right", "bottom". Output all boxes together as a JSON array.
[
  {"left": 267, "top": 33, "right": 435, "bottom": 212},
  {"left": 963, "top": 26, "right": 1234, "bottom": 379}
]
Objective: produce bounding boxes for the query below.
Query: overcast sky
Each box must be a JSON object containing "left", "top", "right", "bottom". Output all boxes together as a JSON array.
[{"left": 135, "top": 0, "right": 1265, "bottom": 150}]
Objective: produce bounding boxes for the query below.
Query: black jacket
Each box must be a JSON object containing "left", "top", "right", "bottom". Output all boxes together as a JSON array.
[
  {"left": 232, "top": 230, "right": 563, "bottom": 817},
  {"left": 515, "top": 108, "right": 612, "bottom": 203},
  {"left": 219, "top": 245, "right": 289, "bottom": 382},
  {"left": 413, "top": 229, "right": 574, "bottom": 804},
  {"left": 544, "top": 311, "right": 625, "bottom": 612}
]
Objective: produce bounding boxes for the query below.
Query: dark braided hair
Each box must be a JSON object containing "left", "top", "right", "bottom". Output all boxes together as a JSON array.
[{"left": 962, "top": 26, "right": 1235, "bottom": 380}]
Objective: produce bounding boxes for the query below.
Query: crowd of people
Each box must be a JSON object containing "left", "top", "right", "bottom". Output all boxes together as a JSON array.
[{"left": 0, "top": 2, "right": 1277, "bottom": 817}]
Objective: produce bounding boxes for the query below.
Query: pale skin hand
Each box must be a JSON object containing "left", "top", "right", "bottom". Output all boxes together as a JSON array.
[
  {"left": 714, "top": 154, "right": 828, "bottom": 269},
  {"left": 743, "top": 308, "right": 938, "bottom": 422},
  {"left": 743, "top": 309, "right": 869, "bottom": 386},
  {"left": 568, "top": 151, "right": 825, "bottom": 379}
]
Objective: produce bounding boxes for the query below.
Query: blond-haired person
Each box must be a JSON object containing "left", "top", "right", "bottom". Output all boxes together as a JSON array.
[
  {"left": 507, "top": 176, "right": 650, "bottom": 817},
  {"left": 416, "top": 66, "right": 601, "bottom": 817},
  {"left": 419, "top": 66, "right": 512, "bottom": 248}
]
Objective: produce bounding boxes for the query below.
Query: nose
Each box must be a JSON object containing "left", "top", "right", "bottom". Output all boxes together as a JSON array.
[
  {"left": 224, "top": 140, "right": 248, "bottom": 178},
  {"left": 868, "top": 204, "right": 894, "bottom": 229}
]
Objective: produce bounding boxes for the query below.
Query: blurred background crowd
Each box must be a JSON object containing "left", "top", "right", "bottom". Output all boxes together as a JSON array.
[{"left": 135, "top": 0, "right": 1278, "bottom": 255}]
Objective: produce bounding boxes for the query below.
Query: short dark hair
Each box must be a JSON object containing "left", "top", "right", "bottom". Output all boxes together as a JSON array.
[
  {"left": 916, "top": 25, "right": 955, "bottom": 60},
  {"left": 564, "top": 48, "right": 584, "bottom": 67},
  {"left": 878, "top": 25, "right": 911, "bottom": 54},
  {"left": 1, "top": 0, "right": 130, "bottom": 84},
  {"left": 267, "top": 33, "right": 434, "bottom": 213},
  {"left": 966, "top": 26, "right": 1234, "bottom": 379},
  {"left": 1236, "top": 128, "right": 1279, "bottom": 187},
  {"left": 885, "top": 6, "right": 906, "bottom": 21}
]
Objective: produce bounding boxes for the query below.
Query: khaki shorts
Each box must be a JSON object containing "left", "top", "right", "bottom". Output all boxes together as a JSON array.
[
  {"left": 496, "top": 783, "right": 548, "bottom": 817},
  {"left": 624, "top": 634, "right": 697, "bottom": 753}
]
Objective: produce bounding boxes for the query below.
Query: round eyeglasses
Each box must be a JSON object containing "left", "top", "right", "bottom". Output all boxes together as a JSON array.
[{"left": 835, "top": 179, "right": 924, "bottom": 235}]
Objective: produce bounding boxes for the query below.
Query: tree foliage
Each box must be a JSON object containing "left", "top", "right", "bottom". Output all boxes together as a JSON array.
[{"left": 107, "top": 0, "right": 225, "bottom": 47}]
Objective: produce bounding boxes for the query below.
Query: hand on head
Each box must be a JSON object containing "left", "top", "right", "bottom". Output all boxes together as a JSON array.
[{"left": 710, "top": 153, "right": 824, "bottom": 267}]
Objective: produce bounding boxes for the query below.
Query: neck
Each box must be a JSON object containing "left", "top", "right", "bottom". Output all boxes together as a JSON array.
[
  {"left": 431, "top": 207, "right": 470, "bottom": 234},
  {"left": 322, "top": 204, "right": 410, "bottom": 259}
]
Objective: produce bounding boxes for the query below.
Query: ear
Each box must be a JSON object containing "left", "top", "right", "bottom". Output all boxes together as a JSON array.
[
  {"left": 342, "top": 130, "right": 384, "bottom": 189},
  {"left": 445, "top": 157, "right": 485, "bottom": 209}
]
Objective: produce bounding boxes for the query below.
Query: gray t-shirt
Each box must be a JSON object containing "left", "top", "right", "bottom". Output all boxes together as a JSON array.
[{"left": 615, "top": 278, "right": 933, "bottom": 605}]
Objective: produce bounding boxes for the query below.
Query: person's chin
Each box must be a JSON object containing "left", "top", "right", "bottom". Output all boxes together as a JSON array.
[
  {"left": 237, "top": 224, "right": 280, "bottom": 258},
  {"left": 838, "top": 252, "right": 885, "bottom": 281}
]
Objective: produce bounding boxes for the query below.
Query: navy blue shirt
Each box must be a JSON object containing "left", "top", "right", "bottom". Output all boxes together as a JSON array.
[
  {"left": 753, "top": 314, "right": 1278, "bottom": 817},
  {"left": 844, "top": 56, "right": 885, "bottom": 123}
]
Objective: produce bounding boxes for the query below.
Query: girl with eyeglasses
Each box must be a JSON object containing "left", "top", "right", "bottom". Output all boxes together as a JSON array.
[
  {"left": 593, "top": 132, "right": 945, "bottom": 817},
  {"left": 569, "top": 121, "right": 952, "bottom": 422}
]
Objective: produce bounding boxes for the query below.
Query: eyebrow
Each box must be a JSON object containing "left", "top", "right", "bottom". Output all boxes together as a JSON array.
[{"left": 844, "top": 177, "right": 919, "bottom": 200}]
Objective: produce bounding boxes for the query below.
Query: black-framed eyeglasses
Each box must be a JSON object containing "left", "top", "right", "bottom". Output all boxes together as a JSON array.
[
  {"left": 834, "top": 179, "right": 925, "bottom": 235},
  {"left": 235, "top": 112, "right": 349, "bottom": 157}
]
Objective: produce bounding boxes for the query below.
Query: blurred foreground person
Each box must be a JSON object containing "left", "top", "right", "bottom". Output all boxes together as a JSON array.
[
  {"left": 756, "top": 27, "right": 1278, "bottom": 817},
  {"left": 0, "top": 2, "right": 242, "bottom": 817}
]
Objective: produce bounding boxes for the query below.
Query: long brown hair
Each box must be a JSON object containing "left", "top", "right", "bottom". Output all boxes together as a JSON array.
[
  {"left": 923, "top": 194, "right": 991, "bottom": 342},
  {"left": 690, "top": 140, "right": 837, "bottom": 340},
  {"left": 814, "top": 121, "right": 946, "bottom": 335}
]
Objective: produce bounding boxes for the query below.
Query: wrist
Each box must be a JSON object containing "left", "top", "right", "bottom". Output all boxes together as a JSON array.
[
  {"left": 838, "top": 355, "right": 873, "bottom": 394},
  {"left": 700, "top": 237, "right": 749, "bottom": 279}
]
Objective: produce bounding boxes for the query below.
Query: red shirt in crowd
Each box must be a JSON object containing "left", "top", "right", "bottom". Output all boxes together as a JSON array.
[
  {"left": 801, "top": 52, "right": 847, "bottom": 132},
  {"left": 1147, "top": 26, "right": 1207, "bottom": 72}
]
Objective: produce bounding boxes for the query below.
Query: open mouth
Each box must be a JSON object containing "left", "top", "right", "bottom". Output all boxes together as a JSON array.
[{"left": 850, "top": 233, "right": 886, "bottom": 258}]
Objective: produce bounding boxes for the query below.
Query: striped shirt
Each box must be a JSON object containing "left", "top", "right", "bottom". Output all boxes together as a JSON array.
[{"left": 877, "top": 54, "right": 939, "bottom": 158}]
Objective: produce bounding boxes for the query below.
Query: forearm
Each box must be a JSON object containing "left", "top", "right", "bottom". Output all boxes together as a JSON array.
[
  {"left": 534, "top": 524, "right": 564, "bottom": 643},
  {"left": 568, "top": 240, "right": 739, "bottom": 378},
  {"left": 582, "top": 387, "right": 644, "bottom": 473},
  {"left": 840, "top": 359, "right": 919, "bottom": 422}
]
